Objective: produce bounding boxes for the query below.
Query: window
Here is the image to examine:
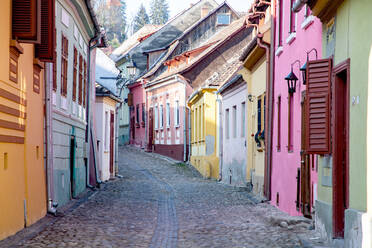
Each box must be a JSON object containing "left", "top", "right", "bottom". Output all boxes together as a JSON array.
[
  {"left": 136, "top": 104, "right": 139, "bottom": 123},
  {"left": 72, "top": 47, "right": 77, "bottom": 101},
  {"left": 278, "top": 0, "right": 283, "bottom": 46},
  {"left": 166, "top": 102, "right": 170, "bottom": 127},
  {"left": 200, "top": 105, "right": 203, "bottom": 140},
  {"left": 195, "top": 108, "right": 198, "bottom": 141},
  {"left": 257, "top": 98, "right": 262, "bottom": 132},
  {"left": 83, "top": 60, "right": 87, "bottom": 106},
  {"left": 154, "top": 105, "right": 158, "bottom": 129},
  {"left": 289, "top": 0, "right": 296, "bottom": 33},
  {"left": 277, "top": 95, "right": 281, "bottom": 151},
  {"left": 217, "top": 13, "right": 231, "bottom": 25},
  {"left": 78, "top": 55, "right": 83, "bottom": 104},
  {"left": 53, "top": 50, "right": 57, "bottom": 91},
  {"left": 142, "top": 103, "right": 145, "bottom": 123},
  {"left": 60, "top": 35, "right": 68, "bottom": 97},
  {"left": 288, "top": 94, "right": 294, "bottom": 151},
  {"left": 160, "top": 105, "right": 163, "bottom": 128},
  {"left": 241, "top": 102, "right": 246, "bottom": 137},
  {"left": 105, "top": 111, "right": 109, "bottom": 151},
  {"left": 233, "top": 105, "right": 237, "bottom": 138},
  {"left": 225, "top": 108, "right": 229, "bottom": 139},
  {"left": 175, "top": 100, "right": 180, "bottom": 126}
]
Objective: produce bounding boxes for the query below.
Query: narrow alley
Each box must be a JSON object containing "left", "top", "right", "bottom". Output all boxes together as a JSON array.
[{"left": 3, "top": 147, "right": 327, "bottom": 248}]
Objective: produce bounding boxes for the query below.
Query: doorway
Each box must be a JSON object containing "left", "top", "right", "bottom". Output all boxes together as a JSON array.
[
  {"left": 332, "top": 60, "right": 349, "bottom": 238},
  {"left": 110, "top": 111, "right": 115, "bottom": 177},
  {"left": 147, "top": 107, "right": 153, "bottom": 152},
  {"left": 69, "top": 135, "right": 76, "bottom": 199},
  {"left": 300, "top": 92, "right": 312, "bottom": 218}
]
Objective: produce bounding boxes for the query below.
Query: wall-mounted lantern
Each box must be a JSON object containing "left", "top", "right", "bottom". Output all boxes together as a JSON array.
[
  {"left": 285, "top": 69, "right": 298, "bottom": 94},
  {"left": 126, "top": 58, "right": 137, "bottom": 77},
  {"left": 300, "top": 62, "right": 307, "bottom": 85}
]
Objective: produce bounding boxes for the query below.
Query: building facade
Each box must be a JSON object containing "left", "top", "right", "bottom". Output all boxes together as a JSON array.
[
  {"left": 306, "top": 0, "right": 372, "bottom": 246},
  {"left": 0, "top": 0, "right": 54, "bottom": 240},
  {"left": 46, "top": 0, "right": 103, "bottom": 207},
  {"left": 270, "top": 0, "right": 321, "bottom": 217},
  {"left": 218, "top": 75, "right": 247, "bottom": 186}
]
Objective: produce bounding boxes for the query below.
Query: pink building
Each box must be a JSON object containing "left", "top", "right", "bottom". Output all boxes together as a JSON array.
[
  {"left": 271, "top": 1, "right": 322, "bottom": 217},
  {"left": 128, "top": 81, "right": 146, "bottom": 148}
]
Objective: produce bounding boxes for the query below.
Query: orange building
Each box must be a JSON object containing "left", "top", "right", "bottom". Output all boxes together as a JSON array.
[{"left": 0, "top": 0, "right": 55, "bottom": 240}]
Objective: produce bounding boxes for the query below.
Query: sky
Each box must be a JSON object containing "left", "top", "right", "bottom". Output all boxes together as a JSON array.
[{"left": 126, "top": 0, "right": 254, "bottom": 33}]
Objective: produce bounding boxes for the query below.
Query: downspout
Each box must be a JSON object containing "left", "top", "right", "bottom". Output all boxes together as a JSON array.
[
  {"left": 143, "top": 79, "right": 147, "bottom": 149},
  {"left": 216, "top": 94, "right": 223, "bottom": 180},
  {"left": 176, "top": 75, "right": 188, "bottom": 162},
  {"left": 45, "top": 63, "right": 57, "bottom": 215},
  {"left": 186, "top": 106, "right": 191, "bottom": 162},
  {"left": 86, "top": 34, "right": 103, "bottom": 188}
]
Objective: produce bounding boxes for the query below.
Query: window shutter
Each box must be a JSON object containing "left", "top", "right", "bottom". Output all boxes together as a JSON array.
[
  {"left": 127, "top": 93, "right": 133, "bottom": 106},
  {"left": 83, "top": 60, "right": 87, "bottom": 106},
  {"left": 305, "top": 58, "right": 332, "bottom": 154},
  {"left": 72, "top": 48, "right": 77, "bottom": 101},
  {"left": 78, "top": 55, "right": 82, "bottom": 104},
  {"left": 12, "top": 0, "right": 40, "bottom": 42},
  {"left": 35, "top": 0, "right": 54, "bottom": 61}
]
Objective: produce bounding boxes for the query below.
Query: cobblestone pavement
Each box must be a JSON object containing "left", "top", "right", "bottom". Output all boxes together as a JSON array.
[{"left": 5, "top": 146, "right": 329, "bottom": 248}]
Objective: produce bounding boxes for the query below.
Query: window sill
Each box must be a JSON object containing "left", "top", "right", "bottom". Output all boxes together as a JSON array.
[
  {"left": 286, "top": 32, "right": 296, "bottom": 45},
  {"left": 275, "top": 46, "right": 283, "bottom": 57},
  {"left": 175, "top": 124, "right": 180, "bottom": 128},
  {"left": 301, "top": 15, "right": 315, "bottom": 30}
]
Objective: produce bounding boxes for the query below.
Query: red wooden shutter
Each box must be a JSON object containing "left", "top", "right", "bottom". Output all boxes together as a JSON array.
[
  {"left": 35, "top": 0, "right": 55, "bottom": 61},
  {"left": 78, "top": 55, "right": 83, "bottom": 104},
  {"left": 12, "top": 0, "right": 40, "bottom": 42},
  {"left": 72, "top": 48, "right": 77, "bottom": 101},
  {"left": 305, "top": 58, "right": 332, "bottom": 154}
]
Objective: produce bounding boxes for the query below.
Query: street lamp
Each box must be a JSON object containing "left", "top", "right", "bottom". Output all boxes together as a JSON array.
[
  {"left": 285, "top": 69, "right": 298, "bottom": 94},
  {"left": 300, "top": 62, "right": 307, "bottom": 85},
  {"left": 126, "top": 58, "right": 137, "bottom": 77}
]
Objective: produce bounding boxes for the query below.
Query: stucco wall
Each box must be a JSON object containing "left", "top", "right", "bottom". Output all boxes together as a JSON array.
[
  {"left": 129, "top": 82, "right": 146, "bottom": 147},
  {"left": 95, "top": 97, "right": 117, "bottom": 182},
  {"left": 51, "top": 0, "right": 92, "bottom": 206},
  {"left": 271, "top": 2, "right": 322, "bottom": 216},
  {"left": 221, "top": 83, "right": 247, "bottom": 186},
  {"left": 0, "top": 0, "right": 46, "bottom": 239}
]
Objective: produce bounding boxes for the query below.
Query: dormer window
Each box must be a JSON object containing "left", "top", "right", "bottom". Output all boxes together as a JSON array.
[{"left": 216, "top": 13, "right": 231, "bottom": 25}]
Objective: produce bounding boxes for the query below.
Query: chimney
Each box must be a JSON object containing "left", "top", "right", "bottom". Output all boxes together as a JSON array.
[{"left": 201, "top": 6, "right": 210, "bottom": 18}]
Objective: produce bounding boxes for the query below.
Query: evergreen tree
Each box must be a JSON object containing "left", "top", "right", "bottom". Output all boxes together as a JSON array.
[
  {"left": 133, "top": 4, "right": 150, "bottom": 33},
  {"left": 150, "top": 0, "right": 169, "bottom": 25},
  {"left": 94, "top": 0, "right": 127, "bottom": 48}
]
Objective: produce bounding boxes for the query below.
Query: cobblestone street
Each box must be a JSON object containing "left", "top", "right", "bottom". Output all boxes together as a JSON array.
[{"left": 3, "top": 146, "right": 328, "bottom": 248}]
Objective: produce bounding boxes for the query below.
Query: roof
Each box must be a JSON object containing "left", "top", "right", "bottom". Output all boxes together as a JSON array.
[
  {"left": 239, "top": 37, "right": 258, "bottom": 61},
  {"left": 142, "top": 1, "right": 240, "bottom": 80},
  {"left": 217, "top": 74, "right": 244, "bottom": 94},
  {"left": 147, "top": 17, "right": 247, "bottom": 84},
  {"left": 95, "top": 49, "right": 120, "bottom": 96},
  {"left": 111, "top": 25, "right": 162, "bottom": 62},
  {"left": 95, "top": 82, "right": 122, "bottom": 102},
  {"left": 118, "top": 0, "right": 220, "bottom": 77}
]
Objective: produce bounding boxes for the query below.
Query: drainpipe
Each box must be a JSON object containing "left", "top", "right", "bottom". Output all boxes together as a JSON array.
[
  {"left": 176, "top": 75, "right": 188, "bottom": 162},
  {"left": 86, "top": 34, "right": 103, "bottom": 188},
  {"left": 186, "top": 106, "right": 191, "bottom": 162},
  {"left": 216, "top": 94, "right": 223, "bottom": 180},
  {"left": 44, "top": 63, "right": 57, "bottom": 215},
  {"left": 143, "top": 79, "right": 147, "bottom": 150}
]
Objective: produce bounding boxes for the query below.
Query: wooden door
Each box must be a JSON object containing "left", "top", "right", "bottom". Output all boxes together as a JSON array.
[
  {"left": 146, "top": 107, "right": 154, "bottom": 152},
  {"left": 110, "top": 111, "right": 115, "bottom": 176},
  {"left": 333, "top": 67, "right": 349, "bottom": 238},
  {"left": 131, "top": 116, "right": 135, "bottom": 140},
  {"left": 300, "top": 92, "right": 311, "bottom": 217},
  {"left": 69, "top": 135, "right": 76, "bottom": 198}
]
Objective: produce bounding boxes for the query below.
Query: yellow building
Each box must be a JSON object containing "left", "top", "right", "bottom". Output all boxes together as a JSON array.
[
  {"left": 188, "top": 88, "right": 219, "bottom": 179},
  {"left": 0, "top": 0, "right": 54, "bottom": 240},
  {"left": 240, "top": 23, "right": 271, "bottom": 197}
]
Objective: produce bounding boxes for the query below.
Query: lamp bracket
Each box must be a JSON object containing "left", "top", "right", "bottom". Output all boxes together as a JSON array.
[{"left": 306, "top": 48, "right": 318, "bottom": 61}]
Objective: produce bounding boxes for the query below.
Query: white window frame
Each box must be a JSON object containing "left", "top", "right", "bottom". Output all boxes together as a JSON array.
[
  {"left": 174, "top": 100, "right": 180, "bottom": 126},
  {"left": 233, "top": 105, "right": 237, "bottom": 138},
  {"left": 154, "top": 105, "right": 159, "bottom": 129},
  {"left": 241, "top": 102, "right": 246, "bottom": 138},
  {"left": 166, "top": 102, "right": 170, "bottom": 127},
  {"left": 159, "top": 104, "right": 164, "bottom": 129},
  {"left": 225, "top": 108, "right": 229, "bottom": 139}
]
